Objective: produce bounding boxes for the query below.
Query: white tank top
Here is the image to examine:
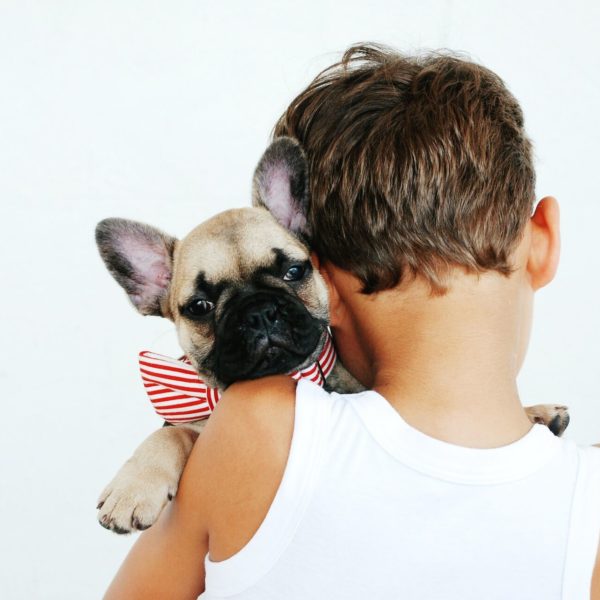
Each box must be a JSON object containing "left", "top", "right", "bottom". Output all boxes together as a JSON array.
[{"left": 201, "top": 379, "right": 600, "bottom": 599}]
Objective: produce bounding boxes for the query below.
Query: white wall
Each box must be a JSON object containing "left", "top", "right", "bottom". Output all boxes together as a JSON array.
[{"left": 1, "top": 0, "right": 598, "bottom": 597}]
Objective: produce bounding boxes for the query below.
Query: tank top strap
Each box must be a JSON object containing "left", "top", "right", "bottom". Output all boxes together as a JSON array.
[
  {"left": 203, "top": 379, "right": 334, "bottom": 597},
  {"left": 562, "top": 444, "right": 600, "bottom": 598}
]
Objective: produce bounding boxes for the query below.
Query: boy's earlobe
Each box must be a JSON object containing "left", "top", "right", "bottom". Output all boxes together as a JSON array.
[{"left": 527, "top": 196, "right": 561, "bottom": 290}]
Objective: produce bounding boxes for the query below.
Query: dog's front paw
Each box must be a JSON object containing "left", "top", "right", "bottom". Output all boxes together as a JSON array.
[
  {"left": 524, "top": 404, "right": 570, "bottom": 437},
  {"left": 97, "top": 459, "right": 178, "bottom": 534}
]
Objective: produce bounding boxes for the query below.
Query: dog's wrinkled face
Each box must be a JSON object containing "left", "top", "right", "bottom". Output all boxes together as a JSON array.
[
  {"left": 96, "top": 137, "right": 330, "bottom": 388},
  {"left": 170, "top": 207, "right": 328, "bottom": 387}
]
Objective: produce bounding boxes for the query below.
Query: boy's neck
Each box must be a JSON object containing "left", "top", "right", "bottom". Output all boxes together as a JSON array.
[{"left": 339, "top": 269, "right": 534, "bottom": 449}]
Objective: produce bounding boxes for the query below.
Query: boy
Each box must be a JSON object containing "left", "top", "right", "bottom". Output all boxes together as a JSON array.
[{"left": 105, "top": 44, "right": 600, "bottom": 599}]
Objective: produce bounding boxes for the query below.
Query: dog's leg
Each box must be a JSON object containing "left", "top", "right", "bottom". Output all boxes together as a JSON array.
[
  {"left": 524, "top": 404, "right": 570, "bottom": 437},
  {"left": 97, "top": 420, "right": 206, "bottom": 533}
]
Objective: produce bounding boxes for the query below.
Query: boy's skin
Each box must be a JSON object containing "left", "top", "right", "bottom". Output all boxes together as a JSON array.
[{"left": 105, "top": 195, "right": 600, "bottom": 599}]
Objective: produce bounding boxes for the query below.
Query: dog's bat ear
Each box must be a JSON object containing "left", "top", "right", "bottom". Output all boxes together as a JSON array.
[
  {"left": 252, "top": 136, "right": 310, "bottom": 238},
  {"left": 95, "top": 218, "right": 177, "bottom": 317}
]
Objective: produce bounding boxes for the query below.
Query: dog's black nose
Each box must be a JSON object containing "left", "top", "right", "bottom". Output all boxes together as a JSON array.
[{"left": 243, "top": 303, "right": 278, "bottom": 331}]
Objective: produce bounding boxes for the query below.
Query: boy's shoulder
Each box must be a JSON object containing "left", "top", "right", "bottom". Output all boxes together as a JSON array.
[
  {"left": 212, "top": 376, "right": 299, "bottom": 454},
  {"left": 186, "top": 376, "right": 297, "bottom": 561}
]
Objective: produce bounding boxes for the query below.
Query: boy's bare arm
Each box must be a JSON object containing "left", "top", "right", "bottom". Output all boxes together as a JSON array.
[
  {"left": 103, "top": 442, "right": 210, "bottom": 598},
  {"left": 591, "top": 443, "right": 600, "bottom": 599},
  {"left": 103, "top": 375, "right": 296, "bottom": 599},
  {"left": 592, "top": 543, "right": 600, "bottom": 599}
]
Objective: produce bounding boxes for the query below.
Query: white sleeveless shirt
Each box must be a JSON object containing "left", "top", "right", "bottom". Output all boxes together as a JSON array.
[{"left": 201, "top": 379, "right": 600, "bottom": 599}]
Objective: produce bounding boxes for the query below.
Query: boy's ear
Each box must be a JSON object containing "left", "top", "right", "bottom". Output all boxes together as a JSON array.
[
  {"left": 527, "top": 196, "right": 561, "bottom": 290},
  {"left": 252, "top": 136, "right": 310, "bottom": 238},
  {"left": 95, "top": 218, "right": 177, "bottom": 316}
]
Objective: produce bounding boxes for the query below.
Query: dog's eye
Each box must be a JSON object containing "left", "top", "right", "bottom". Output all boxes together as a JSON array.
[
  {"left": 283, "top": 264, "right": 306, "bottom": 282},
  {"left": 184, "top": 299, "right": 215, "bottom": 317}
]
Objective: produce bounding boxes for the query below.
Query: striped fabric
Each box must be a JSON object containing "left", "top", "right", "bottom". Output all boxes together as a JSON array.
[{"left": 139, "top": 333, "right": 337, "bottom": 424}]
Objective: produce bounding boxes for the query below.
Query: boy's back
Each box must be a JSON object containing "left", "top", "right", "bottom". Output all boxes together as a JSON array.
[
  {"left": 199, "top": 44, "right": 600, "bottom": 597},
  {"left": 200, "top": 380, "right": 600, "bottom": 599}
]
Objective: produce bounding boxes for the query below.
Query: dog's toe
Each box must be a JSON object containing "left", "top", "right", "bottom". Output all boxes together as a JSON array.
[
  {"left": 97, "top": 491, "right": 133, "bottom": 534},
  {"left": 131, "top": 511, "right": 153, "bottom": 531},
  {"left": 126, "top": 487, "right": 176, "bottom": 532}
]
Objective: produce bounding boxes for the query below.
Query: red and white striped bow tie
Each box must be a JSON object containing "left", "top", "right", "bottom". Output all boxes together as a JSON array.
[{"left": 139, "top": 333, "right": 337, "bottom": 424}]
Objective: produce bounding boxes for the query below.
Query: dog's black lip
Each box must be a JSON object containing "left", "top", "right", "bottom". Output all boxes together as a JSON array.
[
  {"left": 254, "top": 346, "right": 288, "bottom": 373},
  {"left": 225, "top": 337, "right": 301, "bottom": 375},
  {"left": 215, "top": 326, "right": 327, "bottom": 385},
  {"left": 254, "top": 331, "right": 311, "bottom": 356}
]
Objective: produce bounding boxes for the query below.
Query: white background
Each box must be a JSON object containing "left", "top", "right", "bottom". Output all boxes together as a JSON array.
[{"left": 1, "top": 1, "right": 599, "bottom": 598}]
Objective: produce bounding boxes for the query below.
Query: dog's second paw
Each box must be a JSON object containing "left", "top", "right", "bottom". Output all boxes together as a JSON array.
[
  {"left": 524, "top": 404, "right": 570, "bottom": 437},
  {"left": 97, "top": 460, "right": 178, "bottom": 534}
]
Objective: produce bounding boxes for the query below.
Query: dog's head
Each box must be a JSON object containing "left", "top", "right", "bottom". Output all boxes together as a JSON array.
[{"left": 96, "top": 138, "right": 329, "bottom": 388}]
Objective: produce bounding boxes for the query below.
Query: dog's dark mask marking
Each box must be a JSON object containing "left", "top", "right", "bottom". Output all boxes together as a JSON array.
[
  {"left": 185, "top": 249, "right": 321, "bottom": 385},
  {"left": 194, "top": 272, "right": 227, "bottom": 302},
  {"left": 210, "top": 287, "right": 323, "bottom": 385},
  {"left": 252, "top": 248, "right": 313, "bottom": 283}
]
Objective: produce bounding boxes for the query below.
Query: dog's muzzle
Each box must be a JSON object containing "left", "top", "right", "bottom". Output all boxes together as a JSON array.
[{"left": 211, "top": 289, "right": 324, "bottom": 385}]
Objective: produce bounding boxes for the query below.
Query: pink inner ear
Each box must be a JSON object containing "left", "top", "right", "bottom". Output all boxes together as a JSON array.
[
  {"left": 289, "top": 211, "right": 308, "bottom": 233},
  {"left": 120, "top": 237, "right": 172, "bottom": 303},
  {"left": 265, "top": 165, "right": 297, "bottom": 229}
]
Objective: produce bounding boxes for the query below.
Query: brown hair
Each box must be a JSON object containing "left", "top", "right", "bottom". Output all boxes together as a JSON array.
[{"left": 273, "top": 44, "right": 535, "bottom": 294}]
